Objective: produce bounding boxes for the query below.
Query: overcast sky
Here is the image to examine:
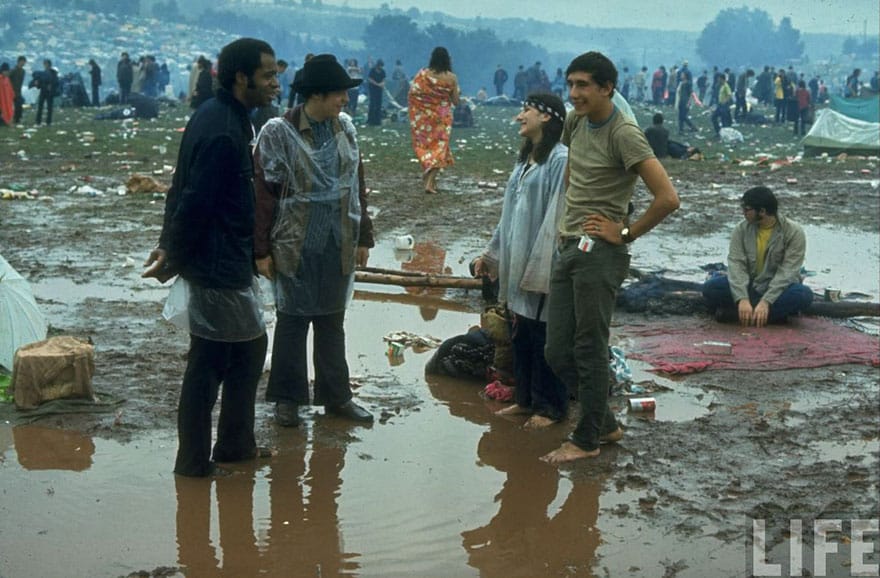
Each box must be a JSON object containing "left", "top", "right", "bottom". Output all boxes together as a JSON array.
[{"left": 330, "top": 0, "right": 879, "bottom": 36}]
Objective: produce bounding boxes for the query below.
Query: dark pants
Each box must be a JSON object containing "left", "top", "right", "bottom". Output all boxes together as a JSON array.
[
  {"left": 793, "top": 108, "right": 810, "bottom": 135},
  {"left": 36, "top": 91, "right": 53, "bottom": 125},
  {"left": 774, "top": 98, "right": 786, "bottom": 123},
  {"left": 734, "top": 92, "right": 747, "bottom": 118},
  {"left": 120, "top": 83, "right": 131, "bottom": 104},
  {"left": 510, "top": 313, "right": 567, "bottom": 422},
  {"left": 367, "top": 86, "right": 382, "bottom": 125},
  {"left": 545, "top": 240, "right": 629, "bottom": 452},
  {"left": 174, "top": 333, "right": 268, "bottom": 477},
  {"left": 701, "top": 275, "right": 814, "bottom": 322},
  {"left": 711, "top": 103, "right": 732, "bottom": 134},
  {"left": 677, "top": 104, "right": 695, "bottom": 132},
  {"left": 91, "top": 83, "right": 100, "bottom": 107},
  {"left": 347, "top": 88, "right": 359, "bottom": 115},
  {"left": 13, "top": 95, "right": 24, "bottom": 124},
  {"left": 266, "top": 310, "right": 352, "bottom": 408}
]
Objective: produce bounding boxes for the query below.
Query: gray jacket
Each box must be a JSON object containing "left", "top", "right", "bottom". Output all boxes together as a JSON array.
[{"left": 727, "top": 214, "right": 806, "bottom": 304}]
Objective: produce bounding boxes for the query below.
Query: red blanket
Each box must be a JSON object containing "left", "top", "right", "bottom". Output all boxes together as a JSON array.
[{"left": 624, "top": 316, "right": 880, "bottom": 373}]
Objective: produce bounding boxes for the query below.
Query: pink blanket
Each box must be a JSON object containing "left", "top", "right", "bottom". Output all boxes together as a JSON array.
[{"left": 624, "top": 316, "right": 880, "bottom": 373}]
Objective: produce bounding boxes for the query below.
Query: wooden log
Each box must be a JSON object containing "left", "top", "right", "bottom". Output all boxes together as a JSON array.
[
  {"left": 355, "top": 270, "right": 482, "bottom": 289},
  {"left": 657, "top": 290, "right": 880, "bottom": 318},
  {"left": 804, "top": 300, "right": 880, "bottom": 317},
  {"left": 359, "top": 266, "right": 436, "bottom": 278}
]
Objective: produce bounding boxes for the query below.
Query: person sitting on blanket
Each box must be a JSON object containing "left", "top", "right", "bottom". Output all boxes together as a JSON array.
[{"left": 702, "top": 186, "right": 813, "bottom": 327}]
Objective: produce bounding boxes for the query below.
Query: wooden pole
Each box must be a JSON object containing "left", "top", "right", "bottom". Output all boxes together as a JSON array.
[{"left": 355, "top": 270, "right": 482, "bottom": 289}]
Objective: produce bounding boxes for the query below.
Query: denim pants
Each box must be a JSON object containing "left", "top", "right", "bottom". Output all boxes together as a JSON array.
[
  {"left": 545, "top": 240, "right": 630, "bottom": 452},
  {"left": 266, "top": 310, "right": 352, "bottom": 408},
  {"left": 175, "top": 333, "right": 268, "bottom": 477},
  {"left": 510, "top": 312, "right": 567, "bottom": 422},
  {"left": 702, "top": 274, "right": 814, "bottom": 322}
]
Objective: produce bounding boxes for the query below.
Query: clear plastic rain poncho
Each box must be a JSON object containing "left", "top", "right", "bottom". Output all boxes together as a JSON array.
[
  {"left": 482, "top": 142, "right": 568, "bottom": 322},
  {"left": 256, "top": 114, "right": 362, "bottom": 316}
]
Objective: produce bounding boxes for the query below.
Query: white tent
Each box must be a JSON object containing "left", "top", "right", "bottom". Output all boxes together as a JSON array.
[
  {"left": 0, "top": 254, "right": 48, "bottom": 371},
  {"left": 802, "top": 108, "right": 880, "bottom": 157}
]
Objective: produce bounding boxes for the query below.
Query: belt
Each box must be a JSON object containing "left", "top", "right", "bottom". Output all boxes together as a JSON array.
[{"left": 558, "top": 235, "right": 581, "bottom": 248}]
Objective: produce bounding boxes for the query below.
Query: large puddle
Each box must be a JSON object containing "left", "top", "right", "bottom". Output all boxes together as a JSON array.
[{"left": 2, "top": 233, "right": 877, "bottom": 577}]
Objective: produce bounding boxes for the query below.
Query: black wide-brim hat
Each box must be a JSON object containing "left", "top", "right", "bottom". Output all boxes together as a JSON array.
[{"left": 292, "top": 54, "right": 362, "bottom": 94}]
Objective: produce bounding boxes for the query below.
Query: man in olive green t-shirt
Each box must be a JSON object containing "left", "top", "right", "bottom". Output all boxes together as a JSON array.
[{"left": 541, "top": 51, "right": 680, "bottom": 465}]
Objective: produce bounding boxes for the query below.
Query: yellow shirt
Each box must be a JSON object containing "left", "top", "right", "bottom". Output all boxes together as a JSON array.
[{"left": 754, "top": 224, "right": 774, "bottom": 276}]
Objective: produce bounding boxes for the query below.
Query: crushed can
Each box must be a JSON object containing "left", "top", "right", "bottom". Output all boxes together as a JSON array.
[
  {"left": 700, "top": 341, "right": 733, "bottom": 355},
  {"left": 387, "top": 341, "right": 405, "bottom": 357}
]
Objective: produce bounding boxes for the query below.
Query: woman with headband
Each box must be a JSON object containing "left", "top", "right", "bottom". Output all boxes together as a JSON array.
[{"left": 472, "top": 92, "right": 569, "bottom": 429}]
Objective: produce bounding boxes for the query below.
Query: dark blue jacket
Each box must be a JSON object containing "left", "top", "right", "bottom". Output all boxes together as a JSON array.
[{"left": 158, "top": 88, "right": 257, "bottom": 289}]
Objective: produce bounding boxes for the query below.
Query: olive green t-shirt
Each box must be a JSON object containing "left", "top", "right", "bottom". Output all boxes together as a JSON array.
[{"left": 559, "top": 107, "right": 654, "bottom": 237}]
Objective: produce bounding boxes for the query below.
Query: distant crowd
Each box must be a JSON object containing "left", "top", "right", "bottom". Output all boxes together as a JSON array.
[{"left": 2, "top": 48, "right": 878, "bottom": 131}]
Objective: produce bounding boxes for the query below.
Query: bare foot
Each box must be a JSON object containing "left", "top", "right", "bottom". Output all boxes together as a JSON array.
[
  {"left": 495, "top": 404, "right": 530, "bottom": 416},
  {"left": 523, "top": 415, "right": 557, "bottom": 430},
  {"left": 540, "top": 441, "right": 600, "bottom": 464},
  {"left": 599, "top": 427, "right": 624, "bottom": 444}
]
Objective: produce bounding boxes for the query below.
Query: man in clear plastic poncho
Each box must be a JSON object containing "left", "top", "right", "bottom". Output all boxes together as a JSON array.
[{"left": 254, "top": 54, "right": 375, "bottom": 427}]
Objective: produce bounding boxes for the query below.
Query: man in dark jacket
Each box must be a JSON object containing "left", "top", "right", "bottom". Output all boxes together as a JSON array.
[
  {"left": 142, "top": 37, "right": 280, "bottom": 478},
  {"left": 88, "top": 59, "right": 101, "bottom": 106},
  {"left": 117, "top": 52, "right": 133, "bottom": 104},
  {"left": 31, "top": 59, "right": 58, "bottom": 126}
]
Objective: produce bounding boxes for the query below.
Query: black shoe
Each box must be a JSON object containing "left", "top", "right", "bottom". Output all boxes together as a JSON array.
[
  {"left": 274, "top": 402, "right": 301, "bottom": 427},
  {"left": 326, "top": 400, "right": 374, "bottom": 423}
]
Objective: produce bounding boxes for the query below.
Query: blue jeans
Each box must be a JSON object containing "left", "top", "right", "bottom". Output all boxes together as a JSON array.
[
  {"left": 702, "top": 274, "right": 813, "bottom": 322},
  {"left": 510, "top": 312, "right": 567, "bottom": 422},
  {"left": 545, "top": 240, "right": 630, "bottom": 452}
]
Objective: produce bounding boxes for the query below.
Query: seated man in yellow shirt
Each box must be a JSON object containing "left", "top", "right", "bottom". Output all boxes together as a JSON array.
[{"left": 702, "top": 186, "right": 813, "bottom": 327}]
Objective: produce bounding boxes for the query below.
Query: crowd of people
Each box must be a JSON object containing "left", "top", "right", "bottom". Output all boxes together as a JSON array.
[{"left": 0, "top": 51, "right": 178, "bottom": 126}]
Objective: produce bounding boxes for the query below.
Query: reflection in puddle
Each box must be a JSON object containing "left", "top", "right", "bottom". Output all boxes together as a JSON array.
[
  {"left": 428, "top": 376, "right": 604, "bottom": 576},
  {"left": 10, "top": 425, "right": 95, "bottom": 471}
]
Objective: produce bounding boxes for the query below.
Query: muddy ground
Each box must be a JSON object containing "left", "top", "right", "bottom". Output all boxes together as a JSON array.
[{"left": 1, "top": 105, "right": 878, "bottom": 577}]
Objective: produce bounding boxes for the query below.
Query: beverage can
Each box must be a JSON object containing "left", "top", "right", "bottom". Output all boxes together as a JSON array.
[
  {"left": 628, "top": 397, "right": 656, "bottom": 412},
  {"left": 824, "top": 288, "right": 841, "bottom": 302}
]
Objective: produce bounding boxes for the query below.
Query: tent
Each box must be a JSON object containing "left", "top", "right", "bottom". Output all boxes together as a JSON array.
[
  {"left": 829, "top": 94, "right": 880, "bottom": 124},
  {"left": 0, "top": 254, "right": 48, "bottom": 370},
  {"left": 801, "top": 108, "right": 880, "bottom": 157}
]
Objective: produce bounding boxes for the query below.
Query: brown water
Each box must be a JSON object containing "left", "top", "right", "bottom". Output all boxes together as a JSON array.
[{"left": 0, "top": 288, "right": 738, "bottom": 577}]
